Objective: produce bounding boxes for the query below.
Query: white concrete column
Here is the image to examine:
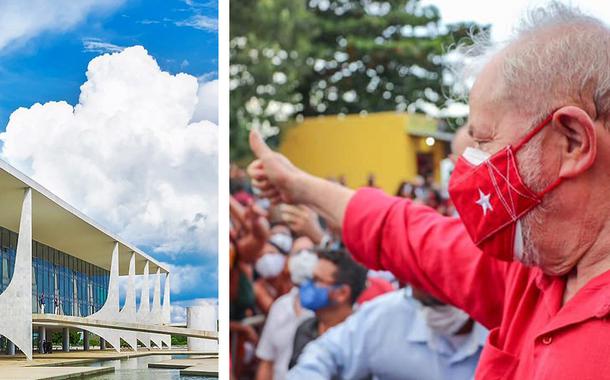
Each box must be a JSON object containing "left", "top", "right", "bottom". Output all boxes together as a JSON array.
[
  {"left": 80, "top": 242, "right": 121, "bottom": 352},
  {"left": 102, "top": 242, "right": 120, "bottom": 313},
  {"left": 162, "top": 273, "right": 171, "bottom": 324},
  {"left": 150, "top": 268, "right": 163, "bottom": 349},
  {"left": 0, "top": 188, "right": 32, "bottom": 359},
  {"left": 187, "top": 303, "right": 218, "bottom": 353},
  {"left": 100, "top": 337, "right": 106, "bottom": 350},
  {"left": 7, "top": 341, "right": 15, "bottom": 355},
  {"left": 161, "top": 272, "right": 171, "bottom": 349},
  {"left": 136, "top": 262, "right": 151, "bottom": 348},
  {"left": 118, "top": 252, "right": 138, "bottom": 351}
]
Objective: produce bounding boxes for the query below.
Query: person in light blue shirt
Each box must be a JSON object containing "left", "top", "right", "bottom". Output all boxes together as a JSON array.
[{"left": 287, "top": 287, "right": 488, "bottom": 380}]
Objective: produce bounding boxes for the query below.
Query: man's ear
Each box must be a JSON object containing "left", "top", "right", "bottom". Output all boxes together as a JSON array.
[{"left": 553, "top": 106, "right": 597, "bottom": 178}]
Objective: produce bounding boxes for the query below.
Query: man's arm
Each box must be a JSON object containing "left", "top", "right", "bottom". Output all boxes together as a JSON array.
[
  {"left": 342, "top": 188, "right": 508, "bottom": 328},
  {"left": 248, "top": 130, "right": 509, "bottom": 328},
  {"left": 253, "top": 280, "right": 275, "bottom": 314},
  {"left": 255, "top": 360, "right": 274, "bottom": 380},
  {"left": 248, "top": 130, "right": 354, "bottom": 228}
]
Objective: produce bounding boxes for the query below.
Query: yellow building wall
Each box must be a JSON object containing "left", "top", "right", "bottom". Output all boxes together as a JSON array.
[
  {"left": 411, "top": 134, "right": 448, "bottom": 184},
  {"left": 279, "top": 112, "right": 448, "bottom": 194}
]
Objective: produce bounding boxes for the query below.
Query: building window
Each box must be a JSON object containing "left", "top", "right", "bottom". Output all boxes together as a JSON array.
[{"left": 0, "top": 226, "right": 111, "bottom": 316}]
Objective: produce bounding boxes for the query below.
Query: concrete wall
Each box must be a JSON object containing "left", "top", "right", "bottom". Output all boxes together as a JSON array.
[
  {"left": 0, "top": 188, "right": 33, "bottom": 359},
  {"left": 187, "top": 303, "right": 218, "bottom": 352},
  {"left": 279, "top": 112, "right": 449, "bottom": 194}
]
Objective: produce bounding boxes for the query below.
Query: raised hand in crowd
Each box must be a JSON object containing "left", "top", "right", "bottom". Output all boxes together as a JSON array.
[
  {"left": 230, "top": 196, "right": 270, "bottom": 263},
  {"left": 248, "top": 130, "right": 354, "bottom": 228},
  {"left": 279, "top": 204, "right": 325, "bottom": 245}
]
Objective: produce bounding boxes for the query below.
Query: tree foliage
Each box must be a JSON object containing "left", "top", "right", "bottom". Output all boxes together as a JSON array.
[
  {"left": 172, "top": 334, "right": 188, "bottom": 346},
  {"left": 230, "top": 0, "right": 315, "bottom": 160},
  {"left": 49, "top": 330, "right": 81, "bottom": 345},
  {"left": 230, "top": 0, "right": 487, "bottom": 161}
]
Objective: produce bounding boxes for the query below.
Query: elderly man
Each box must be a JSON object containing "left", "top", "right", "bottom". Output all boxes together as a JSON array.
[{"left": 247, "top": 3, "right": 610, "bottom": 378}]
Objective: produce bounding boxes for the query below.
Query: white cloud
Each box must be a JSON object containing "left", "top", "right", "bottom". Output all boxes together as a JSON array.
[
  {"left": 171, "top": 298, "right": 218, "bottom": 324},
  {"left": 0, "top": 0, "right": 124, "bottom": 51},
  {"left": 421, "top": 0, "right": 610, "bottom": 42},
  {"left": 192, "top": 79, "right": 218, "bottom": 124},
  {"left": 198, "top": 71, "right": 217, "bottom": 82},
  {"left": 82, "top": 38, "right": 125, "bottom": 54},
  {"left": 162, "top": 262, "right": 217, "bottom": 295},
  {"left": 183, "top": 0, "right": 217, "bottom": 8},
  {"left": 172, "top": 305, "right": 187, "bottom": 324},
  {"left": 176, "top": 14, "right": 218, "bottom": 32},
  {"left": 0, "top": 46, "right": 218, "bottom": 257},
  {"left": 138, "top": 19, "right": 161, "bottom": 25}
]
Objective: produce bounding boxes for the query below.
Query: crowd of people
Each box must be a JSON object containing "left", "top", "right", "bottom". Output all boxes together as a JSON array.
[{"left": 229, "top": 124, "right": 483, "bottom": 380}]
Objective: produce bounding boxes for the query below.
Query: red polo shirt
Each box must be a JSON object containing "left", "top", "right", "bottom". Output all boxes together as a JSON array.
[{"left": 343, "top": 188, "right": 610, "bottom": 379}]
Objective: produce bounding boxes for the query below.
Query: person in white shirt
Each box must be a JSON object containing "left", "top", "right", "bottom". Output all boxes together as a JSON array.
[
  {"left": 255, "top": 237, "right": 318, "bottom": 380},
  {"left": 288, "top": 287, "right": 487, "bottom": 380}
]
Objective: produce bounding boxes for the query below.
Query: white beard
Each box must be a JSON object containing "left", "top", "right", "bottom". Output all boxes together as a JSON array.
[{"left": 514, "top": 131, "right": 550, "bottom": 267}]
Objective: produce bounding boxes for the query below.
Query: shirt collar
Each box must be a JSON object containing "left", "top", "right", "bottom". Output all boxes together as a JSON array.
[
  {"left": 535, "top": 267, "right": 610, "bottom": 336},
  {"left": 405, "top": 304, "right": 431, "bottom": 343},
  {"left": 445, "top": 322, "right": 488, "bottom": 364},
  {"left": 404, "top": 288, "right": 430, "bottom": 343},
  {"left": 404, "top": 288, "right": 488, "bottom": 363}
]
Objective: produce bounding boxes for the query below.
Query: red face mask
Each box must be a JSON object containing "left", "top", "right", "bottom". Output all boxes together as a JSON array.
[{"left": 448, "top": 113, "right": 562, "bottom": 261}]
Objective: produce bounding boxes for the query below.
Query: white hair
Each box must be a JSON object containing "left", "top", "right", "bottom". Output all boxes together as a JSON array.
[
  {"left": 454, "top": 1, "right": 610, "bottom": 126},
  {"left": 450, "top": 2, "right": 610, "bottom": 269}
]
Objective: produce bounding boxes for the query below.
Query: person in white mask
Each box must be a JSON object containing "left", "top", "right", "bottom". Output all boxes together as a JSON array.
[
  {"left": 288, "top": 286, "right": 487, "bottom": 380},
  {"left": 267, "top": 222, "right": 294, "bottom": 253},
  {"left": 255, "top": 251, "right": 287, "bottom": 279},
  {"left": 253, "top": 241, "right": 293, "bottom": 314},
  {"left": 412, "top": 287, "right": 474, "bottom": 338},
  {"left": 252, "top": 223, "right": 295, "bottom": 313},
  {"left": 255, "top": 237, "right": 318, "bottom": 380}
]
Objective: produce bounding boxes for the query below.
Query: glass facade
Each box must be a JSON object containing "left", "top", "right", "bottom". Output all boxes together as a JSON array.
[{"left": 0, "top": 226, "right": 109, "bottom": 316}]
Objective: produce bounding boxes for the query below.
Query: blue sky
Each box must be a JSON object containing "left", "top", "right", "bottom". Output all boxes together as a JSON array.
[{"left": 0, "top": 0, "right": 218, "bottom": 317}]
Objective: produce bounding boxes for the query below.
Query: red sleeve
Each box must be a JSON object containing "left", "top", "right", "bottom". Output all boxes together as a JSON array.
[{"left": 342, "top": 188, "right": 509, "bottom": 329}]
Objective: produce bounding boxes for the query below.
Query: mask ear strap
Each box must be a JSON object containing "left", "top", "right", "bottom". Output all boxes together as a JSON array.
[
  {"left": 511, "top": 110, "right": 564, "bottom": 196},
  {"left": 540, "top": 177, "right": 563, "bottom": 196},
  {"left": 513, "top": 112, "right": 556, "bottom": 151}
]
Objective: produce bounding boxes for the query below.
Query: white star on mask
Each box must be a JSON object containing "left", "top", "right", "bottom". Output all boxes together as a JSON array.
[{"left": 476, "top": 189, "right": 493, "bottom": 216}]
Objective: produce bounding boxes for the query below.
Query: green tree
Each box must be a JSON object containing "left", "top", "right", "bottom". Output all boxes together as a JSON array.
[
  {"left": 301, "top": 0, "right": 482, "bottom": 119},
  {"left": 50, "top": 332, "right": 62, "bottom": 345},
  {"left": 88, "top": 335, "right": 100, "bottom": 348},
  {"left": 172, "top": 335, "right": 188, "bottom": 346},
  {"left": 230, "top": 0, "right": 316, "bottom": 160},
  {"left": 230, "top": 0, "right": 486, "bottom": 161},
  {"left": 49, "top": 330, "right": 81, "bottom": 346}
]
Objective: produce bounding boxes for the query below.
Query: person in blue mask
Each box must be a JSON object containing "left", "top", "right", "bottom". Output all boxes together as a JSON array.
[{"left": 288, "top": 249, "right": 368, "bottom": 369}]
